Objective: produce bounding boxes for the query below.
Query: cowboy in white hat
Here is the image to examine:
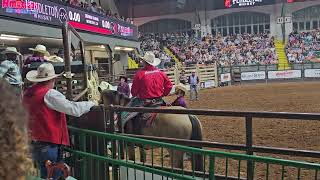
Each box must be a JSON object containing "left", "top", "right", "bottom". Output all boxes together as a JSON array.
[
  {"left": 130, "top": 51, "right": 172, "bottom": 106},
  {"left": 23, "top": 63, "right": 95, "bottom": 179},
  {"left": 23, "top": 44, "right": 50, "bottom": 79},
  {"left": 170, "top": 84, "right": 188, "bottom": 108},
  {"left": 24, "top": 44, "right": 50, "bottom": 64},
  {"left": 0, "top": 47, "right": 22, "bottom": 95}
]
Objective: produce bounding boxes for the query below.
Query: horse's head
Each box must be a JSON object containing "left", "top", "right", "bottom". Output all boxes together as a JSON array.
[{"left": 100, "top": 89, "right": 131, "bottom": 107}]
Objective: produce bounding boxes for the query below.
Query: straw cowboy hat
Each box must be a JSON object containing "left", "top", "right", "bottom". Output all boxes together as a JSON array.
[
  {"left": 29, "top": 44, "right": 50, "bottom": 56},
  {"left": 98, "top": 81, "right": 113, "bottom": 92},
  {"left": 26, "top": 63, "right": 62, "bottom": 82},
  {"left": 140, "top": 51, "right": 161, "bottom": 67},
  {"left": 46, "top": 55, "right": 64, "bottom": 62},
  {"left": 175, "top": 84, "right": 187, "bottom": 94},
  {"left": 1, "top": 47, "right": 22, "bottom": 55}
]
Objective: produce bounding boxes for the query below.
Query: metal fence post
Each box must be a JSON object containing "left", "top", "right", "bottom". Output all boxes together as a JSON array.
[
  {"left": 109, "top": 105, "right": 118, "bottom": 180},
  {"left": 246, "top": 116, "right": 254, "bottom": 180}
]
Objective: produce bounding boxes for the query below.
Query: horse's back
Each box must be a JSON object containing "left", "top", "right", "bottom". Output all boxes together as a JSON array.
[{"left": 142, "top": 106, "right": 193, "bottom": 139}]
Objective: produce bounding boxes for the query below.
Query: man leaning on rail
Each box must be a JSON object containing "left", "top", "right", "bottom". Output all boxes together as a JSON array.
[{"left": 23, "top": 63, "right": 95, "bottom": 179}]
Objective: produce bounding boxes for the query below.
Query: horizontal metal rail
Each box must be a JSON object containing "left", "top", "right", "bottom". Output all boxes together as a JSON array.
[
  {"left": 108, "top": 105, "right": 320, "bottom": 179},
  {"left": 123, "top": 133, "right": 320, "bottom": 158},
  {"left": 109, "top": 105, "right": 320, "bottom": 120},
  {"left": 67, "top": 126, "right": 320, "bottom": 180},
  {"left": 68, "top": 126, "right": 320, "bottom": 170}
]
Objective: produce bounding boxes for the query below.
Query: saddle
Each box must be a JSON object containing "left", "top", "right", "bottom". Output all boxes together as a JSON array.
[{"left": 121, "top": 98, "right": 165, "bottom": 132}]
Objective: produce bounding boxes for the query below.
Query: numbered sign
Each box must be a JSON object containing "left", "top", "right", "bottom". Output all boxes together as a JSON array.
[{"left": 277, "top": 17, "right": 284, "bottom": 24}]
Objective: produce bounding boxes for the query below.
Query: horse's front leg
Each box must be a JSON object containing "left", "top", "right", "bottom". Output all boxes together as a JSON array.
[{"left": 169, "top": 150, "right": 184, "bottom": 169}]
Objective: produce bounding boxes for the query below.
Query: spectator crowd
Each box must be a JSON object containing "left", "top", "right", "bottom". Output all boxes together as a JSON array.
[
  {"left": 140, "top": 32, "right": 278, "bottom": 67},
  {"left": 286, "top": 29, "right": 320, "bottom": 63}
]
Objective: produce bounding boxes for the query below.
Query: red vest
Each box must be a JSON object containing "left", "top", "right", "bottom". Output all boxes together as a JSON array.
[{"left": 23, "top": 84, "right": 70, "bottom": 146}]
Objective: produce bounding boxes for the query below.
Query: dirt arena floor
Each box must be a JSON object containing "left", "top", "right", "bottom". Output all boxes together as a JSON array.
[{"left": 159, "top": 82, "right": 320, "bottom": 179}]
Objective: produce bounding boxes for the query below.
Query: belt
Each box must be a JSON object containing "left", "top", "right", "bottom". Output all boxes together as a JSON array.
[
  {"left": 31, "top": 140, "right": 57, "bottom": 147},
  {"left": 144, "top": 98, "right": 162, "bottom": 103}
]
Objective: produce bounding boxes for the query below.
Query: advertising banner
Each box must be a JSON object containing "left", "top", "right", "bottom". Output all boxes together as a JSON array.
[
  {"left": 224, "top": 0, "right": 275, "bottom": 8},
  {"left": 0, "top": 0, "right": 137, "bottom": 40},
  {"left": 304, "top": 69, "right": 320, "bottom": 78},
  {"left": 221, "top": 73, "right": 231, "bottom": 82},
  {"left": 241, "top": 71, "right": 266, "bottom": 81},
  {"left": 268, "top": 70, "right": 301, "bottom": 79}
]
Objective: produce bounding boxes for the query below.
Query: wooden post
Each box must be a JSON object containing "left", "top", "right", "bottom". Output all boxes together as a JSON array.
[
  {"left": 214, "top": 61, "right": 218, "bottom": 88},
  {"left": 62, "top": 22, "right": 73, "bottom": 100}
]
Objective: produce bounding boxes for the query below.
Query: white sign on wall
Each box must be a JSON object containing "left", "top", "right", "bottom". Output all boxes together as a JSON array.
[
  {"left": 241, "top": 71, "right": 266, "bottom": 81},
  {"left": 204, "top": 80, "right": 215, "bottom": 88},
  {"left": 304, "top": 69, "right": 320, "bottom": 78},
  {"left": 220, "top": 73, "right": 231, "bottom": 82},
  {"left": 268, "top": 70, "right": 301, "bottom": 79},
  {"left": 277, "top": 17, "right": 284, "bottom": 24}
]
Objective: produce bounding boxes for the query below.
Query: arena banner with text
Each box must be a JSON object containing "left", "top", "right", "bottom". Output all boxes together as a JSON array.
[
  {"left": 268, "top": 70, "right": 301, "bottom": 79},
  {"left": 221, "top": 73, "right": 231, "bottom": 82},
  {"left": 241, "top": 71, "right": 266, "bottom": 81},
  {"left": 0, "top": 0, "right": 137, "bottom": 40},
  {"left": 224, "top": 0, "right": 276, "bottom": 8},
  {"left": 304, "top": 69, "right": 320, "bottom": 78}
]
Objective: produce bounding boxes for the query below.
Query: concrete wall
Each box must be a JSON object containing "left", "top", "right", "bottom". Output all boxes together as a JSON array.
[{"left": 135, "top": 1, "right": 320, "bottom": 40}]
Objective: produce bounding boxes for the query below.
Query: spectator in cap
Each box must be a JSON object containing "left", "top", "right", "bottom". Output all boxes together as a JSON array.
[
  {"left": 0, "top": 47, "right": 22, "bottom": 96},
  {"left": 117, "top": 75, "right": 130, "bottom": 97},
  {"left": 188, "top": 71, "right": 199, "bottom": 101}
]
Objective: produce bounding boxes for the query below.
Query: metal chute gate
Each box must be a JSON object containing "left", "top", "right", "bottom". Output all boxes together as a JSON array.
[{"left": 67, "top": 105, "right": 320, "bottom": 180}]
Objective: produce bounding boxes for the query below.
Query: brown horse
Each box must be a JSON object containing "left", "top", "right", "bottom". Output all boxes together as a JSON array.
[{"left": 100, "top": 90, "right": 204, "bottom": 171}]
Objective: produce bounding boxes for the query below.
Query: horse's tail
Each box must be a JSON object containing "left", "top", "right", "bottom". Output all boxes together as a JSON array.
[
  {"left": 189, "top": 115, "right": 204, "bottom": 171},
  {"left": 189, "top": 115, "right": 203, "bottom": 141}
]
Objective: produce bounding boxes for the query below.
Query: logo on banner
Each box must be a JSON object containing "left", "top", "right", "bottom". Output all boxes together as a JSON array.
[
  {"left": 241, "top": 71, "right": 265, "bottom": 81},
  {"left": 58, "top": 8, "right": 67, "bottom": 23},
  {"left": 225, "top": 0, "right": 263, "bottom": 8},
  {"left": 221, "top": 73, "right": 231, "bottom": 82}
]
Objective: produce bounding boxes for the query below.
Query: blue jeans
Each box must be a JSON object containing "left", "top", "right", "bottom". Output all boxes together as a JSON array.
[{"left": 31, "top": 143, "right": 63, "bottom": 179}]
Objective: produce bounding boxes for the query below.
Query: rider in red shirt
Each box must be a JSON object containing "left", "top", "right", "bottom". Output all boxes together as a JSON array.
[{"left": 131, "top": 51, "right": 172, "bottom": 105}]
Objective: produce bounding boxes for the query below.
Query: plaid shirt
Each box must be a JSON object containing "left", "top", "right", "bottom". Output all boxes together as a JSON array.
[{"left": 0, "top": 60, "right": 22, "bottom": 85}]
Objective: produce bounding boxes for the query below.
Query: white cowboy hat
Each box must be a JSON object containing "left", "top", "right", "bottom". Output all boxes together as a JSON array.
[
  {"left": 46, "top": 55, "right": 64, "bottom": 62},
  {"left": 175, "top": 84, "right": 187, "bottom": 93},
  {"left": 98, "top": 81, "right": 113, "bottom": 91},
  {"left": 1, "top": 47, "right": 22, "bottom": 55},
  {"left": 140, "top": 51, "right": 161, "bottom": 67},
  {"left": 29, "top": 44, "right": 50, "bottom": 56},
  {"left": 26, "top": 63, "right": 62, "bottom": 82}
]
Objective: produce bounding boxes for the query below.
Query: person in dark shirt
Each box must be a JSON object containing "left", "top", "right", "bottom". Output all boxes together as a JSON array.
[
  {"left": 171, "top": 84, "right": 187, "bottom": 108},
  {"left": 117, "top": 75, "right": 130, "bottom": 97}
]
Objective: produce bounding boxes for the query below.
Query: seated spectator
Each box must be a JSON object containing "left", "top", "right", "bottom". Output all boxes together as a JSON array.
[
  {"left": 89, "top": 2, "right": 99, "bottom": 13},
  {"left": 286, "top": 29, "right": 320, "bottom": 63}
]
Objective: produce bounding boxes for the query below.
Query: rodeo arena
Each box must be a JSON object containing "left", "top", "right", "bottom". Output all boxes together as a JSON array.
[{"left": 2, "top": 0, "right": 320, "bottom": 179}]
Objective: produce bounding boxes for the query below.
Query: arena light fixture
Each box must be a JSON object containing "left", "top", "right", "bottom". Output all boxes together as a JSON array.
[
  {"left": 114, "top": 46, "right": 134, "bottom": 51},
  {"left": 0, "top": 36, "right": 19, "bottom": 41},
  {"left": 0, "top": 34, "right": 20, "bottom": 41},
  {"left": 1, "top": 34, "right": 20, "bottom": 38}
]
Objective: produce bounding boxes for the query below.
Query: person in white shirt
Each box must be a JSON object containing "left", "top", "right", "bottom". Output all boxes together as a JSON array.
[{"left": 23, "top": 63, "right": 95, "bottom": 178}]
